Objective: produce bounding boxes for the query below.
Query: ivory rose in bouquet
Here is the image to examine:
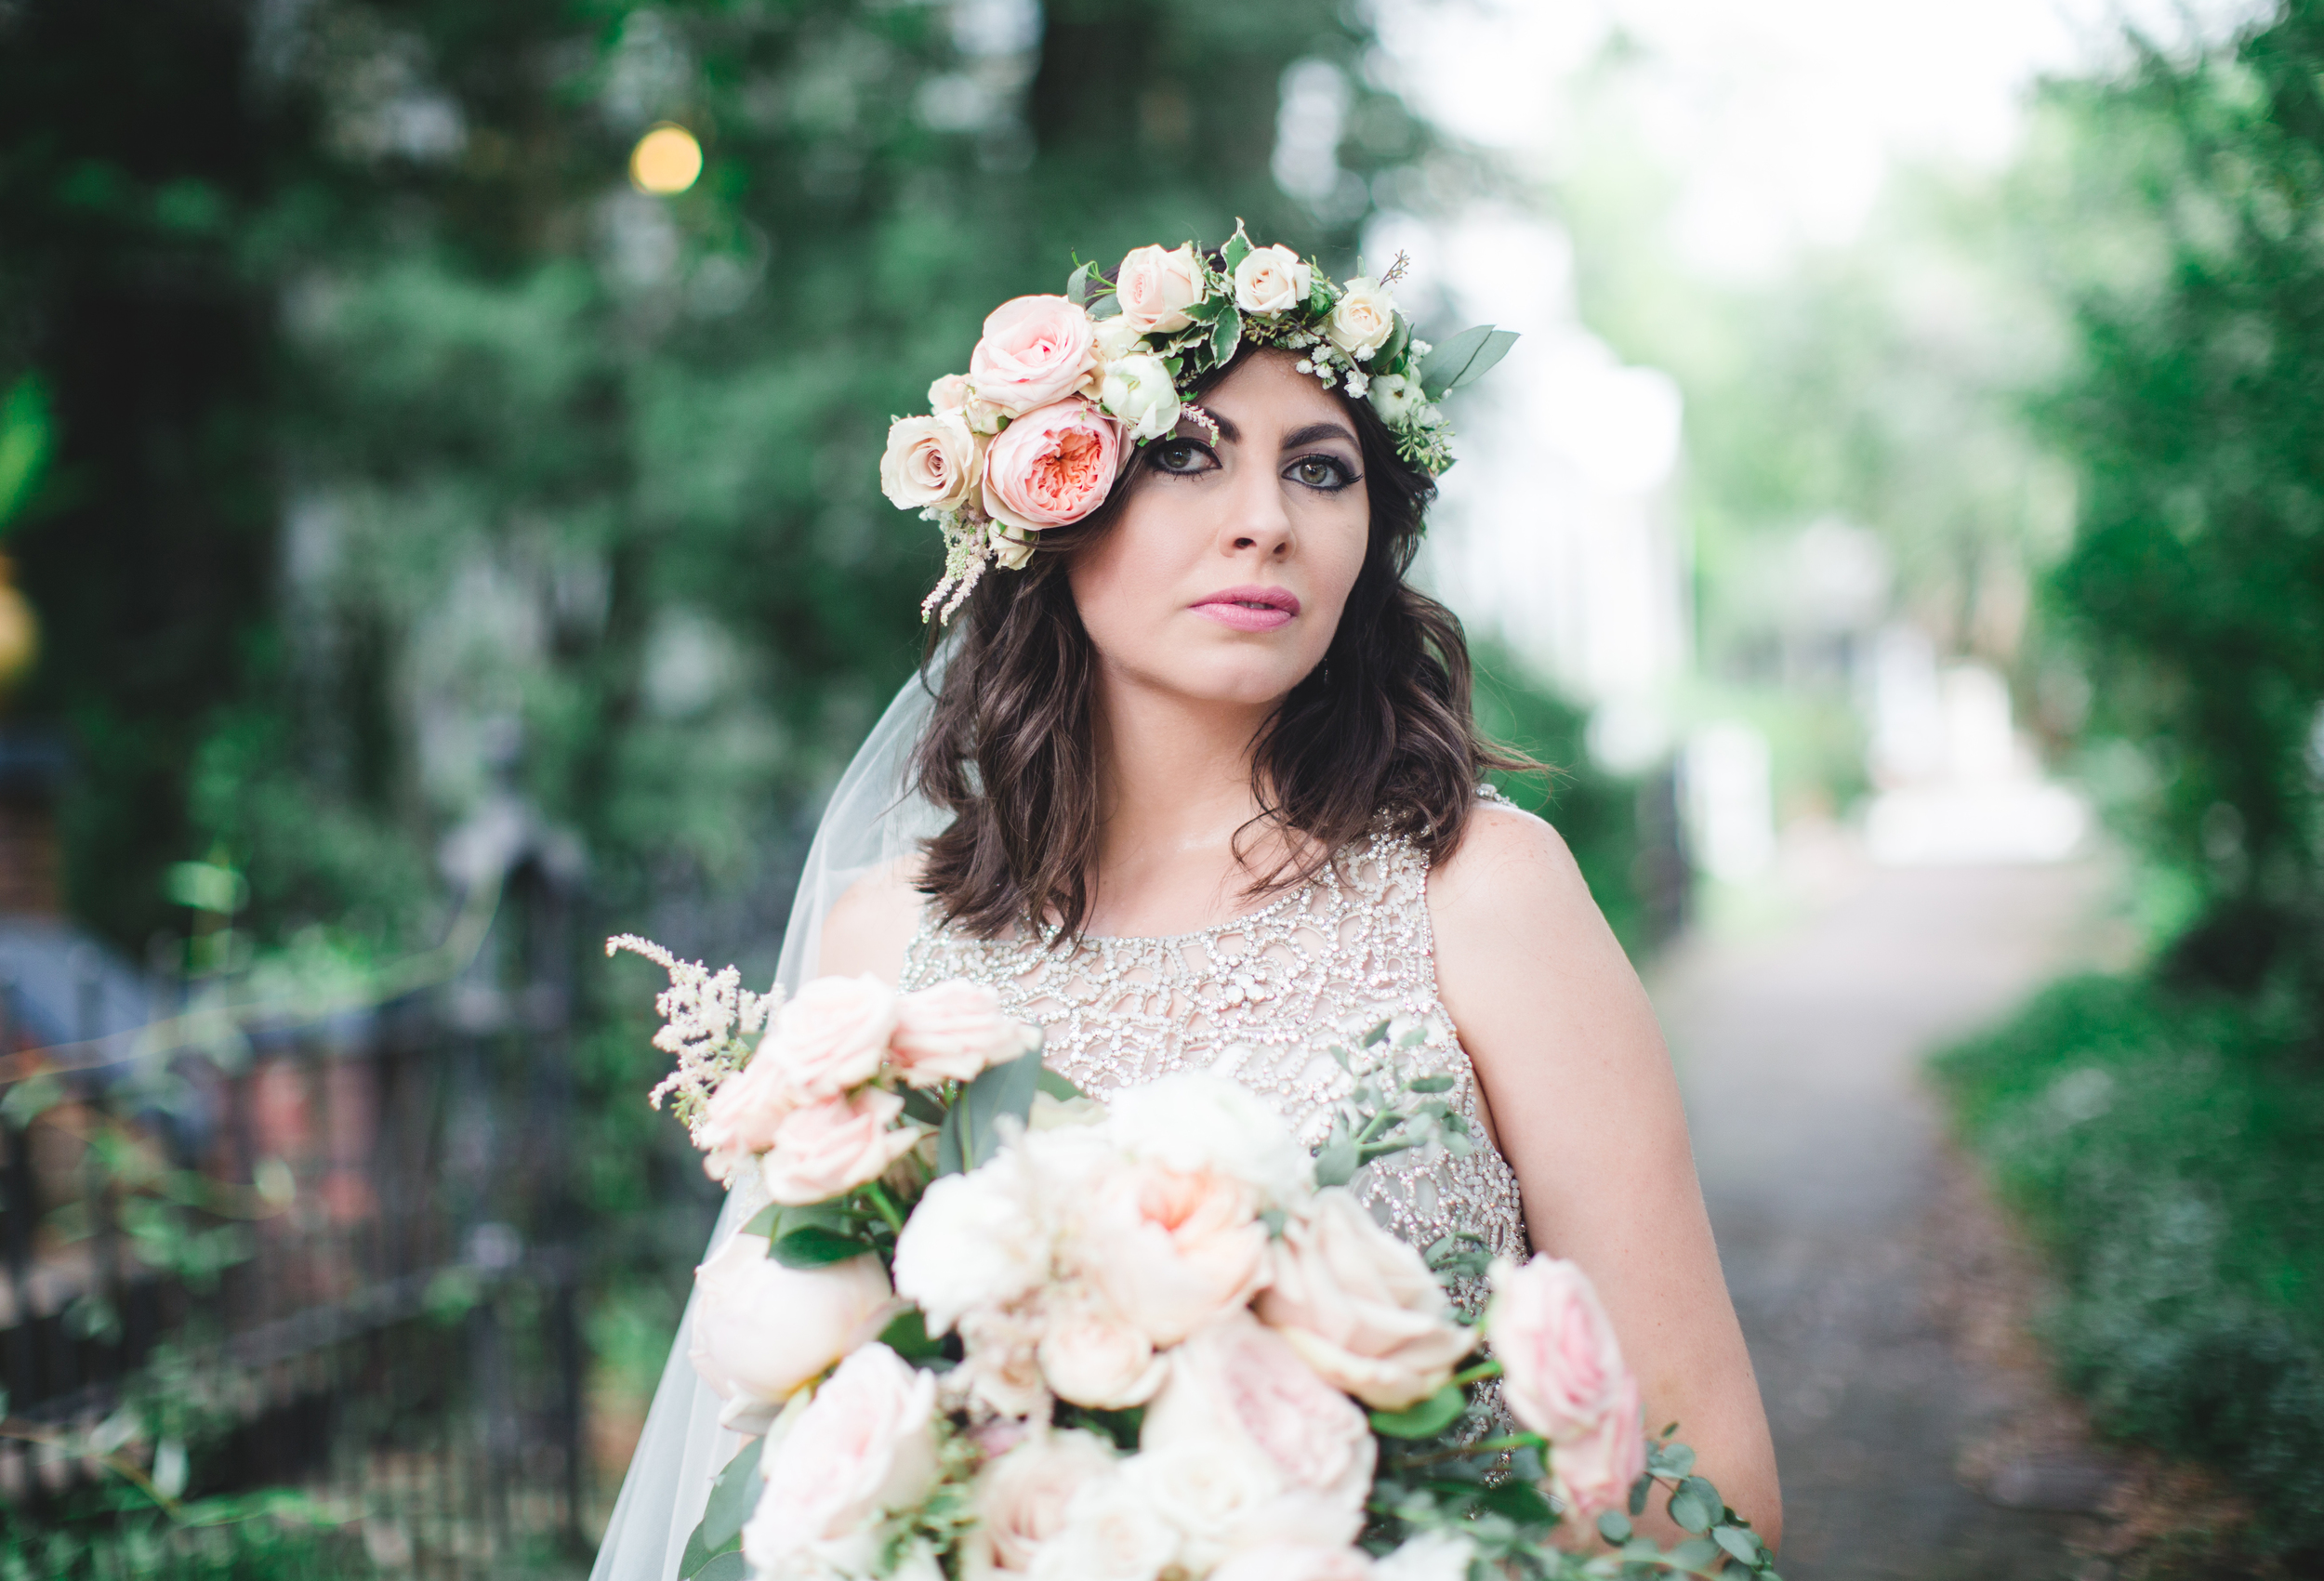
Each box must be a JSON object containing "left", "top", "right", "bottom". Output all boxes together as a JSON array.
[
  {"left": 968, "top": 295, "right": 1098, "bottom": 417},
  {"left": 690, "top": 1232, "right": 898, "bottom": 1430},
  {"left": 1257, "top": 1189, "right": 1473, "bottom": 1409},
  {"left": 741, "top": 1342, "right": 941, "bottom": 1580}
]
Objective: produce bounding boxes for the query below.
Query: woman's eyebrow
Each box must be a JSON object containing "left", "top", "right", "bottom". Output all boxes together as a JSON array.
[{"left": 1282, "top": 421, "right": 1358, "bottom": 451}]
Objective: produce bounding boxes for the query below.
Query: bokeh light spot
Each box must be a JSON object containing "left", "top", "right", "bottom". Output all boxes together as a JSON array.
[{"left": 629, "top": 124, "right": 702, "bottom": 194}]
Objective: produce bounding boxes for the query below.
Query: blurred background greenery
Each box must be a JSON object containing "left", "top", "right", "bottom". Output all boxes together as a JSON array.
[{"left": 4, "top": 0, "right": 2324, "bottom": 1573}]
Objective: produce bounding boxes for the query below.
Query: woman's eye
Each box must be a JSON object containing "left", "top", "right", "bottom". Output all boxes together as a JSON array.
[
  {"left": 1153, "top": 441, "right": 1211, "bottom": 474},
  {"left": 1290, "top": 455, "right": 1355, "bottom": 490}
]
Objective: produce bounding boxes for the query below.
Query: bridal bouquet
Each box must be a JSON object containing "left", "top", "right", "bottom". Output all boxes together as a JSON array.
[{"left": 614, "top": 939, "right": 1780, "bottom": 1581}]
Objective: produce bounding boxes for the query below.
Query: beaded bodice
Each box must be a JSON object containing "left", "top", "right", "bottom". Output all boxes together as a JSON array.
[{"left": 899, "top": 825, "right": 1532, "bottom": 1309}]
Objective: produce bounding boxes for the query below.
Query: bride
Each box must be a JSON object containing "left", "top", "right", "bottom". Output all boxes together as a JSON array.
[{"left": 596, "top": 239, "right": 1778, "bottom": 1576}]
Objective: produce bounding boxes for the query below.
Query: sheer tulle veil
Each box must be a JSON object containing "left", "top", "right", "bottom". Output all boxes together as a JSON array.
[{"left": 589, "top": 640, "right": 953, "bottom": 1581}]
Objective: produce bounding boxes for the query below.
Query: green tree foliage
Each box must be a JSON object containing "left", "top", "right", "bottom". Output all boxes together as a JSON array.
[{"left": 2030, "top": 2, "right": 2324, "bottom": 989}]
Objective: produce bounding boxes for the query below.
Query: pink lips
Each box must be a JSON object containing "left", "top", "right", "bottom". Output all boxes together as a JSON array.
[{"left": 1191, "top": 585, "right": 1301, "bottom": 632}]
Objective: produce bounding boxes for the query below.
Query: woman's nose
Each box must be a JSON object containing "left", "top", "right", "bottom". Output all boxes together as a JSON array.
[{"left": 1223, "top": 468, "right": 1294, "bottom": 559}]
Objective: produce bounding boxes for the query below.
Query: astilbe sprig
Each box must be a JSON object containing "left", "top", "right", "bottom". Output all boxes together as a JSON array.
[{"left": 605, "top": 934, "right": 782, "bottom": 1143}]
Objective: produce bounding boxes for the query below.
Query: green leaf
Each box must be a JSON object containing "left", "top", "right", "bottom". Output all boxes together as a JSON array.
[
  {"left": 680, "top": 1437, "right": 764, "bottom": 1578},
  {"left": 1669, "top": 1537, "right": 1721, "bottom": 1571},
  {"left": 1668, "top": 1475, "right": 1721, "bottom": 1535},
  {"left": 1221, "top": 226, "right": 1253, "bottom": 273},
  {"left": 1211, "top": 307, "right": 1243, "bottom": 368},
  {"left": 1361, "top": 1019, "right": 1393, "bottom": 1047},
  {"left": 0, "top": 374, "right": 54, "bottom": 534},
  {"left": 1313, "top": 1136, "right": 1359, "bottom": 1189},
  {"left": 1478, "top": 1479, "right": 1554, "bottom": 1523},
  {"left": 898, "top": 1086, "right": 947, "bottom": 1126},
  {"left": 1065, "top": 261, "right": 1095, "bottom": 305},
  {"left": 741, "top": 1204, "right": 780, "bottom": 1237},
  {"left": 878, "top": 1306, "right": 945, "bottom": 1362},
  {"left": 1406, "top": 1074, "right": 1455, "bottom": 1094},
  {"left": 1713, "top": 1525, "right": 1764, "bottom": 1566},
  {"left": 1648, "top": 1441, "right": 1696, "bottom": 1478},
  {"left": 693, "top": 1554, "right": 751, "bottom": 1581},
  {"left": 1368, "top": 1382, "right": 1466, "bottom": 1439},
  {"left": 1376, "top": 311, "right": 1412, "bottom": 372},
  {"left": 1628, "top": 1473, "right": 1652, "bottom": 1518},
  {"left": 1419, "top": 325, "right": 1520, "bottom": 399},
  {"left": 938, "top": 1048, "right": 1045, "bottom": 1176},
  {"left": 1185, "top": 295, "right": 1229, "bottom": 323},
  {"left": 1596, "top": 1511, "right": 1633, "bottom": 1545},
  {"left": 1088, "top": 294, "right": 1122, "bottom": 321},
  {"left": 1036, "top": 1068, "right": 1085, "bottom": 1101},
  {"left": 769, "top": 1226, "right": 870, "bottom": 1267}
]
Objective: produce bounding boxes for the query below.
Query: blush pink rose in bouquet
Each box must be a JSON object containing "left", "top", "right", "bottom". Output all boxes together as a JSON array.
[
  {"left": 1082, "top": 1163, "right": 1269, "bottom": 1347},
  {"left": 742, "top": 1342, "right": 940, "bottom": 1578},
  {"left": 760, "top": 973, "right": 900, "bottom": 1100},
  {"left": 968, "top": 295, "right": 1097, "bottom": 418},
  {"left": 1545, "top": 1370, "right": 1647, "bottom": 1520},
  {"left": 688, "top": 1232, "right": 897, "bottom": 1430},
  {"left": 1113, "top": 243, "right": 1206, "bottom": 335},
  {"left": 693, "top": 1050, "right": 799, "bottom": 1157},
  {"left": 1036, "top": 1293, "right": 1169, "bottom": 1410},
  {"left": 760, "top": 1087, "right": 926, "bottom": 1206},
  {"left": 1487, "top": 1254, "right": 1633, "bottom": 1440},
  {"left": 890, "top": 980, "right": 1033, "bottom": 1087},
  {"left": 960, "top": 1428, "right": 1119, "bottom": 1578},
  {"left": 981, "top": 399, "right": 1124, "bottom": 534},
  {"left": 1256, "top": 1188, "right": 1473, "bottom": 1409}
]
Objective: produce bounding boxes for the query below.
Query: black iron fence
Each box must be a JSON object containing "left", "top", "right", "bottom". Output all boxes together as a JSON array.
[{"left": 0, "top": 845, "right": 587, "bottom": 1576}]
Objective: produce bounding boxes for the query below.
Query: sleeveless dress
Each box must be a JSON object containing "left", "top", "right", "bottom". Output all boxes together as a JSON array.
[{"left": 899, "top": 823, "right": 1532, "bottom": 1314}]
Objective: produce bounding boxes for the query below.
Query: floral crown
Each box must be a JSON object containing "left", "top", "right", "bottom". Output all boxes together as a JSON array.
[{"left": 878, "top": 223, "right": 1518, "bottom": 621}]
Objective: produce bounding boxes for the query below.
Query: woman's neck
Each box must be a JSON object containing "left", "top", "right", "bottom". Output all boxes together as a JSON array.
[{"left": 1085, "top": 665, "right": 1283, "bottom": 937}]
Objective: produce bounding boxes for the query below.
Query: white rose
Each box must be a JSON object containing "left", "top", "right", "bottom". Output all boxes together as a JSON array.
[
  {"left": 1028, "top": 1469, "right": 1182, "bottom": 1581},
  {"left": 1096, "top": 353, "right": 1182, "bottom": 444},
  {"left": 879, "top": 411, "right": 981, "bottom": 513},
  {"left": 1114, "top": 243, "right": 1206, "bottom": 334},
  {"left": 958, "top": 1304, "right": 1053, "bottom": 1418},
  {"left": 992, "top": 525, "right": 1037, "bottom": 571},
  {"left": 1256, "top": 1188, "right": 1475, "bottom": 1409},
  {"left": 1367, "top": 372, "right": 1422, "bottom": 428},
  {"left": 893, "top": 1153, "right": 1049, "bottom": 1335},
  {"left": 689, "top": 1233, "right": 897, "bottom": 1432},
  {"left": 1037, "top": 1295, "right": 1169, "bottom": 1409},
  {"left": 961, "top": 1429, "right": 1119, "bottom": 1578},
  {"left": 1104, "top": 1070, "right": 1313, "bottom": 1209},
  {"left": 1233, "top": 244, "right": 1314, "bottom": 316},
  {"left": 1373, "top": 1532, "right": 1477, "bottom": 1581},
  {"left": 1138, "top": 1312, "right": 1374, "bottom": 1559},
  {"left": 743, "top": 1343, "right": 939, "bottom": 1577},
  {"left": 1091, "top": 315, "right": 1149, "bottom": 365},
  {"left": 1325, "top": 277, "right": 1395, "bottom": 360},
  {"left": 1212, "top": 1545, "right": 1375, "bottom": 1581}
]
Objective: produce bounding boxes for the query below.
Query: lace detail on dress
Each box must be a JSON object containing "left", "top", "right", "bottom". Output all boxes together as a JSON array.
[{"left": 900, "top": 827, "right": 1532, "bottom": 1320}]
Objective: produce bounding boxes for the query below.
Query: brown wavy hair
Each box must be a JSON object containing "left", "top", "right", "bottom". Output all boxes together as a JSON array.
[{"left": 910, "top": 346, "right": 1529, "bottom": 942}]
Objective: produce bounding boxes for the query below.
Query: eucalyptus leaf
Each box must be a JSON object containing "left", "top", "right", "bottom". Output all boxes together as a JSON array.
[
  {"left": 1089, "top": 294, "right": 1122, "bottom": 320},
  {"left": 693, "top": 1554, "right": 751, "bottom": 1581},
  {"left": 1368, "top": 1382, "right": 1466, "bottom": 1439},
  {"left": 938, "top": 1048, "right": 1044, "bottom": 1177},
  {"left": 770, "top": 1225, "right": 870, "bottom": 1267},
  {"left": 1362, "top": 1019, "right": 1393, "bottom": 1047},
  {"left": 1628, "top": 1473, "right": 1652, "bottom": 1518},
  {"left": 1065, "top": 261, "right": 1094, "bottom": 305},
  {"left": 741, "top": 1204, "right": 780, "bottom": 1238},
  {"left": 680, "top": 1436, "right": 763, "bottom": 1578},
  {"left": 1713, "top": 1525, "right": 1764, "bottom": 1566},
  {"left": 1419, "top": 325, "right": 1520, "bottom": 399},
  {"left": 1669, "top": 1537, "right": 1721, "bottom": 1572},
  {"left": 1313, "top": 1136, "right": 1359, "bottom": 1189},
  {"left": 1648, "top": 1441, "right": 1696, "bottom": 1478},
  {"left": 1668, "top": 1475, "right": 1721, "bottom": 1535},
  {"left": 898, "top": 1086, "right": 947, "bottom": 1126},
  {"left": 1596, "top": 1511, "right": 1633, "bottom": 1545},
  {"left": 1035, "top": 1068, "right": 1084, "bottom": 1101},
  {"left": 1406, "top": 1074, "right": 1455, "bottom": 1094},
  {"left": 1211, "top": 307, "right": 1242, "bottom": 368}
]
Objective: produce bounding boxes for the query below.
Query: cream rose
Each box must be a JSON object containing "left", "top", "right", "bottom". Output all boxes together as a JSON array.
[
  {"left": 1210, "top": 1545, "right": 1374, "bottom": 1581},
  {"left": 1079, "top": 1162, "right": 1269, "bottom": 1347},
  {"left": 1096, "top": 353, "right": 1182, "bottom": 444},
  {"left": 761, "top": 973, "right": 899, "bottom": 1100},
  {"left": 890, "top": 981, "right": 1033, "bottom": 1087},
  {"left": 982, "top": 399, "right": 1124, "bottom": 533},
  {"left": 1114, "top": 244, "right": 1206, "bottom": 335},
  {"left": 970, "top": 296, "right": 1098, "bottom": 418},
  {"left": 695, "top": 1052, "right": 799, "bottom": 1157},
  {"left": 958, "top": 1304, "right": 1053, "bottom": 1418},
  {"left": 892, "top": 1155, "right": 1049, "bottom": 1335},
  {"left": 1233, "top": 244, "right": 1314, "bottom": 316},
  {"left": 760, "top": 1087, "right": 926, "bottom": 1206},
  {"left": 688, "top": 1232, "right": 896, "bottom": 1431},
  {"left": 1104, "top": 1071, "right": 1313, "bottom": 1211},
  {"left": 879, "top": 411, "right": 982, "bottom": 514},
  {"left": 1367, "top": 372, "right": 1422, "bottom": 428},
  {"left": 1487, "top": 1255, "right": 1631, "bottom": 1441},
  {"left": 1138, "top": 1312, "right": 1375, "bottom": 1560},
  {"left": 1027, "top": 1469, "right": 1181, "bottom": 1581},
  {"left": 1256, "top": 1188, "right": 1474, "bottom": 1409},
  {"left": 1545, "top": 1371, "right": 1646, "bottom": 1522},
  {"left": 1037, "top": 1296, "right": 1169, "bottom": 1409},
  {"left": 743, "top": 1343, "right": 940, "bottom": 1578},
  {"left": 1091, "top": 314, "right": 1148, "bottom": 365},
  {"left": 1325, "top": 277, "right": 1395, "bottom": 360},
  {"left": 961, "top": 1429, "right": 1119, "bottom": 1578},
  {"left": 1373, "top": 1532, "right": 1479, "bottom": 1581},
  {"left": 929, "top": 373, "right": 973, "bottom": 413}
]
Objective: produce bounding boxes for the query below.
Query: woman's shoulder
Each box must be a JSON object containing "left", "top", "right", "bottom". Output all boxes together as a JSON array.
[
  {"left": 1424, "top": 795, "right": 1604, "bottom": 950},
  {"left": 817, "top": 855, "right": 929, "bottom": 985}
]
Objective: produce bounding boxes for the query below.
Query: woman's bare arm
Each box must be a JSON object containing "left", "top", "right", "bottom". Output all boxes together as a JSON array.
[
  {"left": 815, "top": 859, "right": 926, "bottom": 986},
  {"left": 1430, "top": 803, "right": 1781, "bottom": 1550}
]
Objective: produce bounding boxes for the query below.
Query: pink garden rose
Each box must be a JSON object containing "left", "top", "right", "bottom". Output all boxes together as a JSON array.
[
  {"left": 890, "top": 980, "right": 1032, "bottom": 1087},
  {"left": 689, "top": 1232, "right": 896, "bottom": 1430},
  {"left": 1114, "top": 243, "right": 1206, "bottom": 335},
  {"left": 981, "top": 399, "right": 1124, "bottom": 534},
  {"left": 1256, "top": 1188, "right": 1475, "bottom": 1409},
  {"left": 760, "top": 1087, "right": 925, "bottom": 1206},
  {"left": 742, "top": 1343, "right": 939, "bottom": 1578},
  {"left": 1546, "top": 1370, "right": 1646, "bottom": 1521},
  {"left": 1486, "top": 1255, "right": 1632, "bottom": 1441},
  {"left": 761, "top": 973, "right": 899, "bottom": 1100},
  {"left": 969, "top": 295, "right": 1097, "bottom": 417},
  {"left": 1081, "top": 1162, "right": 1269, "bottom": 1347}
]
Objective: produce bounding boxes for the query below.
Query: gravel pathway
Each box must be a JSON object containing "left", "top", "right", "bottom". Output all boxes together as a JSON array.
[{"left": 1652, "top": 850, "right": 2131, "bottom": 1581}]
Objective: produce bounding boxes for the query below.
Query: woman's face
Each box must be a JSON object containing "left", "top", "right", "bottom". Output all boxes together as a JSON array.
[{"left": 1069, "top": 350, "right": 1370, "bottom": 711}]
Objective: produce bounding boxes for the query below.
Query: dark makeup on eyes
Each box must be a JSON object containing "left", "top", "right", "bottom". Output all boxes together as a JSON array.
[{"left": 1144, "top": 410, "right": 1363, "bottom": 491}]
